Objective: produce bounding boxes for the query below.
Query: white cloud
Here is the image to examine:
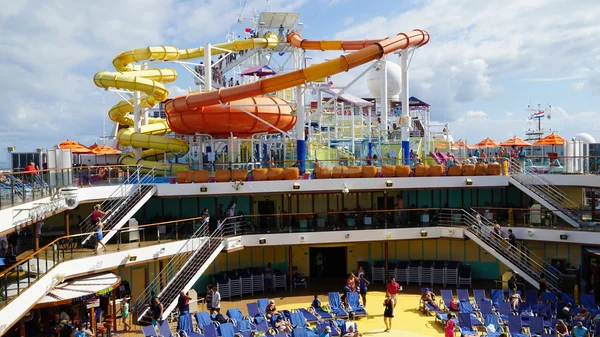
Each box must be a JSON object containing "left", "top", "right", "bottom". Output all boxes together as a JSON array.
[
  {"left": 571, "top": 81, "right": 585, "bottom": 91},
  {"left": 465, "top": 110, "right": 487, "bottom": 118}
]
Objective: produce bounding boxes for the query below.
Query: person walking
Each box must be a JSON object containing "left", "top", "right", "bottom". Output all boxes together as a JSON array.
[
  {"left": 386, "top": 277, "right": 401, "bottom": 308},
  {"left": 151, "top": 297, "right": 164, "bottom": 326},
  {"left": 121, "top": 298, "right": 130, "bottom": 332},
  {"left": 359, "top": 274, "right": 370, "bottom": 306},
  {"left": 94, "top": 218, "right": 108, "bottom": 252},
  {"left": 445, "top": 313, "right": 456, "bottom": 337},
  {"left": 211, "top": 287, "right": 221, "bottom": 314},
  {"left": 383, "top": 293, "right": 394, "bottom": 332}
]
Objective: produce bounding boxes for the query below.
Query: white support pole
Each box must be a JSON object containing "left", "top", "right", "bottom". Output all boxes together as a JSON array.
[
  {"left": 351, "top": 105, "right": 355, "bottom": 154},
  {"left": 367, "top": 106, "right": 373, "bottom": 161},
  {"left": 401, "top": 50, "right": 410, "bottom": 164},
  {"left": 204, "top": 43, "right": 212, "bottom": 91},
  {"left": 295, "top": 85, "right": 306, "bottom": 173},
  {"left": 141, "top": 62, "right": 149, "bottom": 127},
  {"left": 380, "top": 58, "right": 388, "bottom": 142},
  {"left": 334, "top": 101, "right": 338, "bottom": 139}
]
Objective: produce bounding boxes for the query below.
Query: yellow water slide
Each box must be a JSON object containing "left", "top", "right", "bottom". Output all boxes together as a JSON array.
[{"left": 93, "top": 33, "right": 280, "bottom": 172}]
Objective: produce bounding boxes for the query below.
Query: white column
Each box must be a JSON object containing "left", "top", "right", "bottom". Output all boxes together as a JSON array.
[
  {"left": 295, "top": 85, "right": 306, "bottom": 173},
  {"left": 133, "top": 81, "right": 142, "bottom": 159},
  {"left": 380, "top": 58, "right": 388, "bottom": 142},
  {"left": 351, "top": 105, "right": 355, "bottom": 153},
  {"left": 367, "top": 107, "right": 372, "bottom": 143},
  {"left": 141, "top": 62, "right": 149, "bottom": 126},
  {"left": 334, "top": 101, "right": 339, "bottom": 139},
  {"left": 204, "top": 43, "right": 212, "bottom": 91}
]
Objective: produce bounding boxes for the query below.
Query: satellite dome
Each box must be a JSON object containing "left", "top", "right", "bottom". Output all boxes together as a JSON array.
[
  {"left": 367, "top": 61, "right": 402, "bottom": 100},
  {"left": 574, "top": 133, "right": 596, "bottom": 144}
]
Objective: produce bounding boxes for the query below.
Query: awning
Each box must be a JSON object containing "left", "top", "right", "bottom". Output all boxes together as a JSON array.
[
  {"left": 320, "top": 86, "right": 374, "bottom": 107},
  {"left": 33, "top": 272, "right": 121, "bottom": 309}
]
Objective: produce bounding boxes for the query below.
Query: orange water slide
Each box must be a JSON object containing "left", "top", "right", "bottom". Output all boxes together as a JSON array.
[{"left": 165, "top": 29, "right": 429, "bottom": 135}]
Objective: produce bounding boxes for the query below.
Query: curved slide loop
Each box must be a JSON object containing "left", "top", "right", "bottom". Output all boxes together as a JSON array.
[
  {"left": 94, "top": 33, "right": 280, "bottom": 171},
  {"left": 164, "top": 30, "right": 430, "bottom": 119}
]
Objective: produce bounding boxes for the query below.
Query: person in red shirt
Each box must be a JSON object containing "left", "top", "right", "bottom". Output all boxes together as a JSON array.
[
  {"left": 387, "top": 277, "right": 401, "bottom": 308},
  {"left": 24, "top": 161, "right": 38, "bottom": 174}
]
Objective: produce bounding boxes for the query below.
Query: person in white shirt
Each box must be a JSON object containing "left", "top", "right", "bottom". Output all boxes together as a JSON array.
[{"left": 211, "top": 288, "right": 221, "bottom": 314}]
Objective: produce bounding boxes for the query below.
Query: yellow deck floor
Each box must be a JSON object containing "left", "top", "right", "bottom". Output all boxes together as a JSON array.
[{"left": 109, "top": 290, "right": 445, "bottom": 336}]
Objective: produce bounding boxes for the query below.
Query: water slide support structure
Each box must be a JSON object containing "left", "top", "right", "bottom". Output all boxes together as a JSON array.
[
  {"left": 296, "top": 84, "right": 306, "bottom": 173},
  {"left": 401, "top": 49, "right": 410, "bottom": 164},
  {"left": 380, "top": 57, "right": 388, "bottom": 143},
  {"left": 204, "top": 43, "right": 212, "bottom": 91},
  {"left": 368, "top": 106, "right": 373, "bottom": 160}
]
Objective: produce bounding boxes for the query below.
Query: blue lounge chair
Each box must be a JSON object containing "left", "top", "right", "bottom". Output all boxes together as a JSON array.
[
  {"left": 420, "top": 288, "right": 441, "bottom": 314},
  {"left": 526, "top": 291, "right": 538, "bottom": 307},
  {"left": 458, "top": 301, "right": 483, "bottom": 328},
  {"left": 457, "top": 313, "right": 478, "bottom": 336},
  {"left": 581, "top": 294, "right": 600, "bottom": 316},
  {"left": 292, "top": 327, "right": 308, "bottom": 337},
  {"left": 255, "top": 320, "right": 275, "bottom": 337},
  {"left": 317, "top": 321, "right": 340, "bottom": 337},
  {"left": 235, "top": 319, "right": 255, "bottom": 337},
  {"left": 218, "top": 322, "right": 237, "bottom": 337},
  {"left": 201, "top": 323, "right": 218, "bottom": 337},
  {"left": 158, "top": 320, "right": 174, "bottom": 337},
  {"left": 289, "top": 312, "right": 318, "bottom": 337},
  {"left": 561, "top": 293, "right": 577, "bottom": 305},
  {"left": 297, "top": 308, "right": 318, "bottom": 323},
  {"left": 507, "top": 315, "right": 528, "bottom": 337},
  {"left": 226, "top": 308, "right": 245, "bottom": 322},
  {"left": 529, "top": 316, "right": 545, "bottom": 336},
  {"left": 441, "top": 289, "right": 455, "bottom": 311},
  {"left": 473, "top": 289, "right": 488, "bottom": 304},
  {"left": 327, "top": 292, "right": 348, "bottom": 319},
  {"left": 457, "top": 289, "right": 470, "bottom": 302},
  {"left": 490, "top": 289, "right": 504, "bottom": 308},
  {"left": 541, "top": 292, "right": 557, "bottom": 304},
  {"left": 484, "top": 313, "right": 503, "bottom": 337},
  {"left": 346, "top": 292, "right": 367, "bottom": 317},
  {"left": 247, "top": 303, "right": 263, "bottom": 319},
  {"left": 142, "top": 325, "right": 158, "bottom": 337},
  {"left": 312, "top": 307, "right": 333, "bottom": 321},
  {"left": 177, "top": 313, "right": 203, "bottom": 337},
  {"left": 498, "top": 301, "right": 512, "bottom": 323},
  {"left": 479, "top": 300, "right": 493, "bottom": 317},
  {"left": 195, "top": 312, "right": 212, "bottom": 328},
  {"left": 258, "top": 298, "right": 270, "bottom": 316}
]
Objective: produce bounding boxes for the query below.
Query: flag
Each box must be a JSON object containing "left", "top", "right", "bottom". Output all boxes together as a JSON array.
[
  {"left": 244, "top": 28, "right": 254, "bottom": 35},
  {"left": 534, "top": 110, "right": 545, "bottom": 118},
  {"left": 547, "top": 113, "right": 551, "bottom": 120}
]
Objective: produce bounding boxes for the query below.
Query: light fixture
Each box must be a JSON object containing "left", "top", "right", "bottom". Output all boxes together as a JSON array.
[
  {"left": 200, "top": 186, "right": 208, "bottom": 192},
  {"left": 159, "top": 247, "right": 166, "bottom": 254},
  {"left": 465, "top": 178, "right": 473, "bottom": 186},
  {"left": 259, "top": 238, "right": 267, "bottom": 244},
  {"left": 342, "top": 183, "right": 349, "bottom": 195},
  {"left": 559, "top": 234, "right": 568, "bottom": 240},
  {"left": 60, "top": 186, "right": 80, "bottom": 210},
  {"left": 527, "top": 229, "right": 534, "bottom": 237},
  {"left": 7, "top": 146, "right": 16, "bottom": 152},
  {"left": 300, "top": 236, "right": 305, "bottom": 243},
  {"left": 128, "top": 254, "right": 137, "bottom": 262},
  {"left": 448, "top": 228, "right": 454, "bottom": 235},
  {"left": 385, "top": 180, "right": 393, "bottom": 187},
  {"left": 385, "top": 232, "right": 392, "bottom": 239},
  {"left": 293, "top": 182, "right": 301, "bottom": 190},
  {"left": 345, "top": 234, "right": 350, "bottom": 239},
  {"left": 55, "top": 273, "right": 66, "bottom": 283},
  {"left": 420, "top": 230, "right": 428, "bottom": 237}
]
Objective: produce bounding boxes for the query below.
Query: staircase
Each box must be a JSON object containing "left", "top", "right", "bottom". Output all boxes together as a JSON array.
[
  {"left": 134, "top": 216, "right": 244, "bottom": 324},
  {"left": 80, "top": 167, "right": 157, "bottom": 245},
  {"left": 221, "top": 49, "right": 259, "bottom": 75},
  {"left": 440, "top": 209, "right": 564, "bottom": 292},
  {"left": 508, "top": 158, "right": 586, "bottom": 228}
]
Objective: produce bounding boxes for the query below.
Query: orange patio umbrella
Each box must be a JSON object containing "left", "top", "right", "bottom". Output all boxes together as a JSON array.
[
  {"left": 59, "top": 140, "right": 92, "bottom": 154},
  {"left": 533, "top": 133, "right": 565, "bottom": 146},
  {"left": 89, "top": 143, "right": 121, "bottom": 155},
  {"left": 435, "top": 141, "right": 457, "bottom": 150},
  {"left": 500, "top": 136, "right": 532, "bottom": 147},
  {"left": 454, "top": 139, "right": 475, "bottom": 149},
  {"left": 475, "top": 137, "right": 500, "bottom": 148}
]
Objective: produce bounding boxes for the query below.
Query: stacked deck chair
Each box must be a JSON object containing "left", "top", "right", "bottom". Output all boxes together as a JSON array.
[
  {"left": 372, "top": 260, "right": 385, "bottom": 284},
  {"left": 445, "top": 261, "right": 459, "bottom": 286},
  {"left": 457, "top": 313, "right": 478, "bottom": 337},
  {"left": 215, "top": 273, "right": 231, "bottom": 300},
  {"left": 396, "top": 261, "right": 409, "bottom": 285},
  {"left": 328, "top": 292, "right": 349, "bottom": 319},
  {"left": 177, "top": 313, "right": 203, "bottom": 337},
  {"left": 228, "top": 271, "right": 242, "bottom": 299},
  {"left": 239, "top": 268, "right": 253, "bottom": 296},
  {"left": 346, "top": 292, "right": 368, "bottom": 317},
  {"left": 408, "top": 260, "right": 421, "bottom": 285},
  {"left": 420, "top": 288, "right": 442, "bottom": 315},
  {"left": 297, "top": 307, "right": 318, "bottom": 323},
  {"left": 507, "top": 315, "right": 528, "bottom": 337},
  {"left": 490, "top": 289, "right": 505, "bottom": 309},
  {"left": 458, "top": 264, "right": 472, "bottom": 287},
  {"left": 158, "top": 320, "right": 174, "bottom": 337},
  {"left": 484, "top": 313, "right": 504, "bottom": 337},
  {"left": 581, "top": 294, "right": 600, "bottom": 316},
  {"left": 273, "top": 269, "right": 287, "bottom": 290},
  {"left": 421, "top": 260, "right": 434, "bottom": 286},
  {"left": 433, "top": 261, "right": 446, "bottom": 287},
  {"left": 290, "top": 311, "right": 318, "bottom": 337},
  {"left": 387, "top": 260, "right": 398, "bottom": 283},
  {"left": 251, "top": 267, "right": 265, "bottom": 294},
  {"left": 473, "top": 289, "right": 488, "bottom": 305}
]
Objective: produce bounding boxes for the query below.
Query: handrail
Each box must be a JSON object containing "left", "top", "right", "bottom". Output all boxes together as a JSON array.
[
  {"left": 468, "top": 208, "right": 564, "bottom": 284},
  {"left": 79, "top": 165, "right": 145, "bottom": 235},
  {"left": 462, "top": 209, "right": 562, "bottom": 291},
  {"left": 133, "top": 215, "right": 243, "bottom": 321}
]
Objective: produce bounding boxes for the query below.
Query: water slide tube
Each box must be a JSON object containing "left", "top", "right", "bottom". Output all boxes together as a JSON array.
[
  {"left": 165, "top": 30, "right": 430, "bottom": 142},
  {"left": 93, "top": 33, "right": 280, "bottom": 172}
]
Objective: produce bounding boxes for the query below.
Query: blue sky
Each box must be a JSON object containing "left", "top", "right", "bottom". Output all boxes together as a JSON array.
[{"left": 1, "top": 0, "right": 599, "bottom": 155}]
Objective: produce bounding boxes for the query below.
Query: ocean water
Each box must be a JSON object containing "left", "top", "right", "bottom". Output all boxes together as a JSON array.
[{"left": 0, "top": 161, "right": 9, "bottom": 169}]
